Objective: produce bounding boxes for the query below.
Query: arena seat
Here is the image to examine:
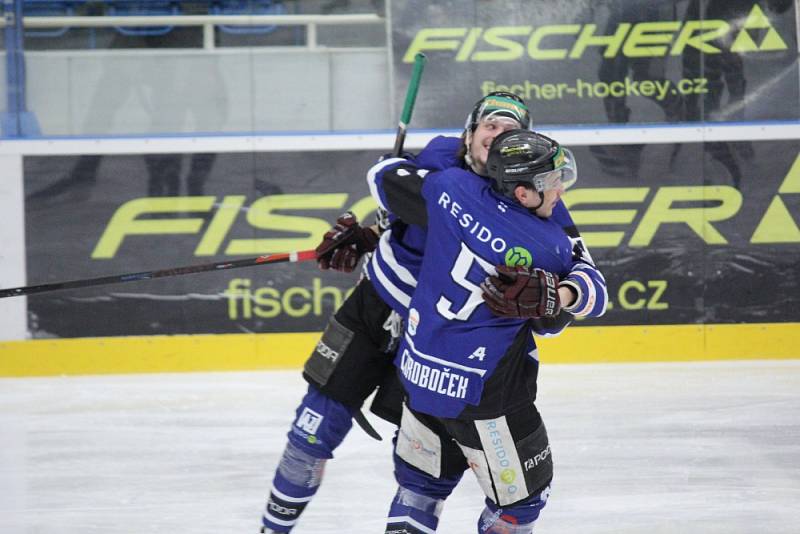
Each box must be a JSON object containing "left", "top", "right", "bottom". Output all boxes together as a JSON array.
[
  {"left": 23, "top": 0, "right": 88, "bottom": 38},
  {"left": 211, "top": 0, "right": 287, "bottom": 35},
  {"left": 107, "top": 0, "right": 181, "bottom": 36}
]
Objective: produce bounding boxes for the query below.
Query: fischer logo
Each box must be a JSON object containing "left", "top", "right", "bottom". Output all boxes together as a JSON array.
[
  {"left": 91, "top": 151, "right": 800, "bottom": 265},
  {"left": 403, "top": 5, "right": 787, "bottom": 63}
]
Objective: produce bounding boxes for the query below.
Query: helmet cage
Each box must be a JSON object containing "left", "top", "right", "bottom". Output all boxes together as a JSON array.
[
  {"left": 528, "top": 147, "right": 577, "bottom": 192},
  {"left": 487, "top": 131, "right": 578, "bottom": 198}
]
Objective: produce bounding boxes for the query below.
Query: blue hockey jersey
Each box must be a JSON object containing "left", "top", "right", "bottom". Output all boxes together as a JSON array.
[
  {"left": 373, "top": 165, "right": 607, "bottom": 418},
  {"left": 365, "top": 136, "right": 599, "bottom": 338}
]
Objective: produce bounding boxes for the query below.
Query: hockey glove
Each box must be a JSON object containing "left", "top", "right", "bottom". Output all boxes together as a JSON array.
[
  {"left": 481, "top": 266, "right": 561, "bottom": 318},
  {"left": 315, "top": 212, "right": 379, "bottom": 273}
]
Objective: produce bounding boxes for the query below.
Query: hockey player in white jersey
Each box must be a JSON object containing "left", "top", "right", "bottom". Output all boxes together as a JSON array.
[{"left": 370, "top": 129, "right": 607, "bottom": 533}]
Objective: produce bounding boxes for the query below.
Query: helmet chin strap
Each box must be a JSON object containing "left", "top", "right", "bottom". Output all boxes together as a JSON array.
[{"left": 528, "top": 190, "right": 545, "bottom": 212}]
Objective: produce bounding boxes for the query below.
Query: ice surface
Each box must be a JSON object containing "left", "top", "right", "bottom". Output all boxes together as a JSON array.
[{"left": 1, "top": 360, "right": 799, "bottom": 533}]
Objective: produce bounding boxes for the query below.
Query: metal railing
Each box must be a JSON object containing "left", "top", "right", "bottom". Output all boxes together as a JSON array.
[{"left": 2, "top": 13, "right": 386, "bottom": 49}]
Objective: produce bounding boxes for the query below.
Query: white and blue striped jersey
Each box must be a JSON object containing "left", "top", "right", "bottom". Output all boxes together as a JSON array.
[{"left": 365, "top": 136, "right": 460, "bottom": 315}]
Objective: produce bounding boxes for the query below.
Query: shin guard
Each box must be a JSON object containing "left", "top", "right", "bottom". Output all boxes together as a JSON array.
[
  {"left": 262, "top": 386, "right": 354, "bottom": 532},
  {"left": 384, "top": 449, "right": 463, "bottom": 534},
  {"left": 385, "top": 486, "right": 444, "bottom": 534},
  {"left": 477, "top": 485, "right": 551, "bottom": 534},
  {"left": 262, "top": 441, "right": 327, "bottom": 532}
]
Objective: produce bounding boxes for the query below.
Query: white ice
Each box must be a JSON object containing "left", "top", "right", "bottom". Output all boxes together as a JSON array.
[{"left": 1, "top": 360, "right": 799, "bottom": 533}]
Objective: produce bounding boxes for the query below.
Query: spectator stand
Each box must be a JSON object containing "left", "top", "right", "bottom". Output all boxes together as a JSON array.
[{"left": 14, "top": 0, "right": 383, "bottom": 49}]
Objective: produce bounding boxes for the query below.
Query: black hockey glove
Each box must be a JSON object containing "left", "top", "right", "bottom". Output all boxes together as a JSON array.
[
  {"left": 315, "top": 212, "right": 379, "bottom": 273},
  {"left": 481, "top": 265, "right": 561, "bottom": 318}
]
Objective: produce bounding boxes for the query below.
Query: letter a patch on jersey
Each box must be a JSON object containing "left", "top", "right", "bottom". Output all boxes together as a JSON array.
[{"left": 469, "top": 346, "right": 487, "bottom": 361}]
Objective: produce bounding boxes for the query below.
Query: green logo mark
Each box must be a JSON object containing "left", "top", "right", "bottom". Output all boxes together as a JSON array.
[
  {"left": 505, "top": 246, "right": 532, "bottom": 267},
  {"left": 500, "top": 469, "right": 516, "bottom": 484}
]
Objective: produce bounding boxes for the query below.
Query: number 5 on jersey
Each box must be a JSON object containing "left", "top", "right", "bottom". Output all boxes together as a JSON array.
[{"left": 436, "top": 242, "right": 496, "bottom": 321}]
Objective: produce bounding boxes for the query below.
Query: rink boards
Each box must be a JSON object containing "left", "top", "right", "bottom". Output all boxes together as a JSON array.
[
  {"left": 1, "top": 124, "right": 799, "bottom": 375},
  {"left": 1, "top": 323, "right": 799, "bottom": 377}
]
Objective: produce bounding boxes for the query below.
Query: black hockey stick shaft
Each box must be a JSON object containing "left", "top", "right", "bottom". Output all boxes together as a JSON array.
[
  {"left": 391, "top": 52, "right": 427, "bottom": 157},
  {"left": 0, "top": 249, "right": 317, "bottom": 299}
]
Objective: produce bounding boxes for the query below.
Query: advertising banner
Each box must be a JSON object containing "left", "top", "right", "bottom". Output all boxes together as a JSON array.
[
  {"left": 566, "top": 139, "right": 800, "bottom": 325},
  {"left": 22, "top": 138, "right": 800, "bottom": 338},
  {"left": 390, "top": 0, "right": 799, "bottom": 127},
  {"left": 23, "top": 151, "right": 380, "bottom": 338}
]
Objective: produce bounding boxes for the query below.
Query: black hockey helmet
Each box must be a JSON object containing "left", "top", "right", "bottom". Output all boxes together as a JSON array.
[
  {"left": 464, "top": 91, "right": 532, "bottom": 133},
  {"left": 486, "top": 129, "right": 577, "bottom": 199}
]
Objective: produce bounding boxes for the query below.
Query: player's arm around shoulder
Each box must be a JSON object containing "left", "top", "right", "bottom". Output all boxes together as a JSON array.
[
  {"left": 365, "top": 135, "right": 461, "bottom": 216},
  {"left": 413, "top": 135, "right": 462, "bottom": 170},
  {"left": 369, "top": 159, "right": 465, "bottom": 228},
  {"left": 366, "top": 155, "right": 416, "bottom": 210}
]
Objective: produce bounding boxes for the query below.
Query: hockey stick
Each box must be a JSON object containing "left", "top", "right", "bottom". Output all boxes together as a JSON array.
[
  {"left": 352, "top": 54, "right": 428, "bottom": 443},
  {"left": 375, "top": 53, "right": 427, "bottom": 237},
  {"left": 391, "top": 52, "right": 427, "bottom": 157},
  {"left": 0, "top": 250, "right": 317, "bottom": 299}
]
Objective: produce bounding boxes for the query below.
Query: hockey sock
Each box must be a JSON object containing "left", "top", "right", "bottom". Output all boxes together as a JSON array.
[
  {"left": 288, "top": 384, "right": 356, "bottom": 458},
  {"left": 262, "top": 441, "right": 327, "bottom": 532},
  {"left": 385, "top": 441, "right": 464, "bottom": 533},
  {"left": 262, "top": 385, "right": 356, "bottom": 532},
  {"left": 477, "top": 485, "right": 550, "bottom": 534},
  {"left": 385, "top": 486, "right": 445, "bottom": 533}
]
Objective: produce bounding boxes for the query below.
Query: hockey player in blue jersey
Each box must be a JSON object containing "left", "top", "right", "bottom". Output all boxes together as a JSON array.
[
  {"left": 370, "top": 130, "right": 607, "bottom": 533},
  {"left": 259, "top": 93, "right": 586, "bottom": 532}
]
